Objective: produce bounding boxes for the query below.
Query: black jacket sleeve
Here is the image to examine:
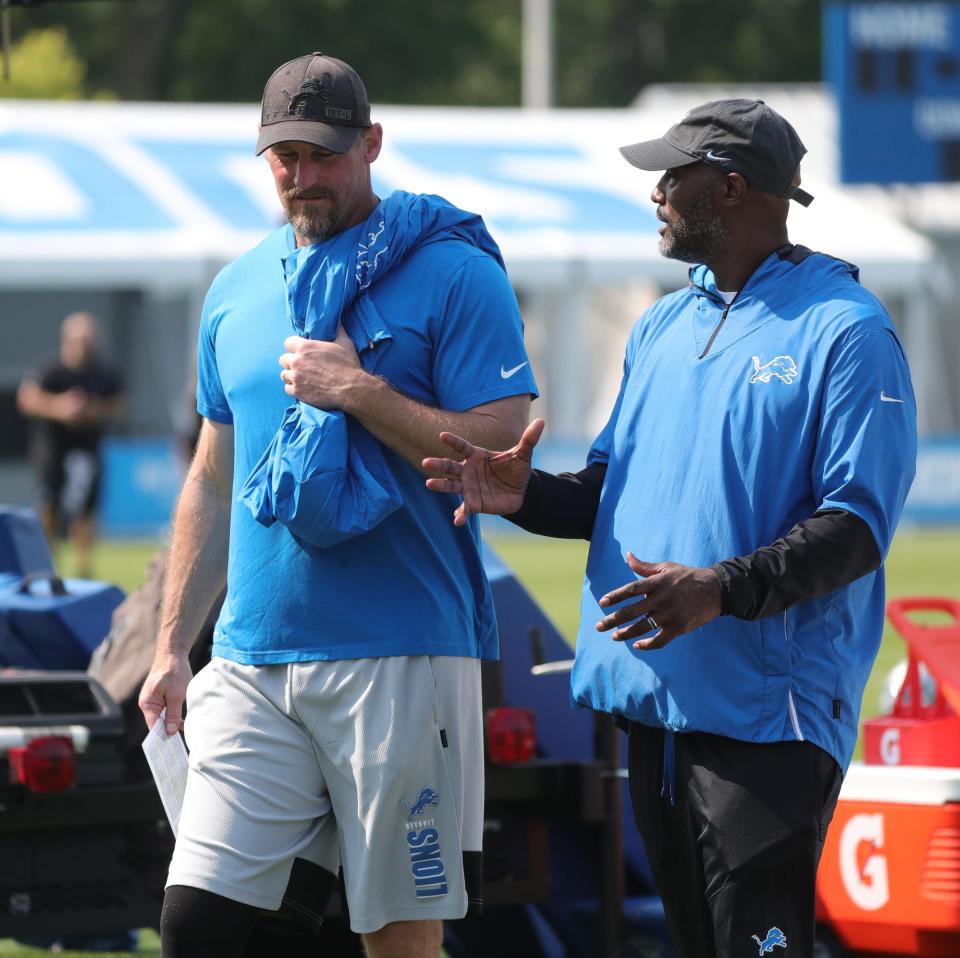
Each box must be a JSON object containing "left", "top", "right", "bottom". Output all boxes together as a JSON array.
[
  {"left": 504, "top": 462, "right": 606, "bottom": 540},
  {"left": 712, "top": 509, "right": 882, "bottom": 621},
  {"left": 508, "top": 464, "right": 879, "bottom": 619}
]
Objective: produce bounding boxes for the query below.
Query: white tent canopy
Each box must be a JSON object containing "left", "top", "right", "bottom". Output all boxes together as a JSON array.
[
  {"left": 0, "top": 96, "right": 942, "bottom": 438},
  {"left": 0, "top": 97, "right": 936, "bottom": 293}
]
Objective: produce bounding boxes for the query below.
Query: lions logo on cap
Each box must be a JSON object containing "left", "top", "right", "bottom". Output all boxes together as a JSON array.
[{"left": 286, "top": 75, "right": 331, "bottom": 118}]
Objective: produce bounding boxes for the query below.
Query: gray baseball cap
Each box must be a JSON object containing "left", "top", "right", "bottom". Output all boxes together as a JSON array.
[
  {"left": 256, "top": 52, "right": 371, "bottom": 156},
  {"left": 620, "top": 99, "right": 814, "bottom": 207}
]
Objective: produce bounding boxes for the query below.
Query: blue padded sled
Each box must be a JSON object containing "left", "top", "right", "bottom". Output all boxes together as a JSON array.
[{"left": 0, "top": 572, "right": 124, "bottom": 670}]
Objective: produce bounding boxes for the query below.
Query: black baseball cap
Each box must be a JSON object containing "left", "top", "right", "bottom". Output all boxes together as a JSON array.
[
  {"left": 256, "top": 52, "right": 371, "bottom": 156},
  {"left": 620, "top": 99, "right": 814, "bottom": 207}
]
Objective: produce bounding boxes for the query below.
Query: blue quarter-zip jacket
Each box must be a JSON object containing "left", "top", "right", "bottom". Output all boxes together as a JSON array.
[{"left": 569, "top": 246, "right": 917, "bottom": 772}]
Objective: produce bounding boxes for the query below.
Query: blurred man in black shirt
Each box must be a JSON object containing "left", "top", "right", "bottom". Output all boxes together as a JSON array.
[{"left": 18, "top": 311, "right": 124, "bottom": 577}]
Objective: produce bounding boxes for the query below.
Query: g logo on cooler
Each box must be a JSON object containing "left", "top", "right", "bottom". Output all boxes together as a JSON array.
[
  {"left": 839, "top": 813, "right": 890, "bottom": 911},
  {"left": 879, "top": 727, "right": 901, "bottom": 765}
]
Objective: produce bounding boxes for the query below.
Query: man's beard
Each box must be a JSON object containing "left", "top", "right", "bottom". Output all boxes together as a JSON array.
[
  {"left": 281, "top": 189, "right": 342, "bottom": 244},
  {"left": 659, "top": 183, "right": 730, "bottom": 264}
]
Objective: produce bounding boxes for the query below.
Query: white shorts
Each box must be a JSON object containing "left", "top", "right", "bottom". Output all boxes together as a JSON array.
[{"left": 167, "top": 654, "right": 484, "bottom": 934}]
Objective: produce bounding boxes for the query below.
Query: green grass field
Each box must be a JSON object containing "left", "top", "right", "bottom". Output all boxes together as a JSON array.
[
  {"left": 1, "top": 526, "right": 956, "bottom": 957},
  {"left": 0, "top": 931, "right": 160, "bottom": 958}
]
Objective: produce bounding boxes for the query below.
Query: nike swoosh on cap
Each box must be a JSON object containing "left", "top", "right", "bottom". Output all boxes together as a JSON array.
[
  {"left": 704, "top": 150, "right": 726, "bottom": 163},
  {"left": 500, "top": 362, "right": 529, "bottom": 379},
  {"left": 880, "top": 391, "right": 905, "bottom": 403}
]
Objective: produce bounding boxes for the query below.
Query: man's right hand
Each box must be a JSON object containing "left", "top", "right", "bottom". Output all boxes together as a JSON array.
[
  {"left": 56, "top": 389, "right": 89, "bottom": 425},
  {"left": 138, "top": 651, "right": 193, "bottom": 736},
  {"left": 423, "top": 418, "right": 545, "bottom": 525}
]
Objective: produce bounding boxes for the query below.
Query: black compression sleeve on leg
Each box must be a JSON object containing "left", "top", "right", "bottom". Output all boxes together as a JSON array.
[{"left": 160, "top": 885, "right": 259, "bottom": 958}]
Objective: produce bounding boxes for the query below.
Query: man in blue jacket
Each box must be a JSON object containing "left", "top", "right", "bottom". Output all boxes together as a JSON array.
[
  {"left": 138, "top": 52, "right": 536, "bottom": 958},
  {"left": 424, "top": 99, "right": 917, "bottom": 958}
]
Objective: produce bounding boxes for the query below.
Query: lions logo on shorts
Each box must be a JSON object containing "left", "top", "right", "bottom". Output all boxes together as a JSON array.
[
  {"left": 402, "top": 786, "right": 448, "bottom": 898},
  {"left": 401, "top": 785, "right": 440, "bottom": 818}
]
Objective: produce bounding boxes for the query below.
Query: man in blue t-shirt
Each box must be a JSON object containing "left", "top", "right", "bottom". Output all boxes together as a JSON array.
[
  {"left": 423, "top": 100, "right": 917, "bottom": 958},
  {"left": 138, "top": 53, "right": 536, "bottom": 958}
]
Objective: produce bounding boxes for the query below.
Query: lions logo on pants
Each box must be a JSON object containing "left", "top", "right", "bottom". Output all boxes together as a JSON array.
[{"left": 751, "top": 926, "right": 787, "bottom": 954}]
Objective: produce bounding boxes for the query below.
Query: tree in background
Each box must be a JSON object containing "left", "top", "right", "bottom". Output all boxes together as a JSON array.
[
  {"left": 162, "top": 0, "right": 523, "bottom": 105},
  {"left": 556, "top": 0, "right": 822, "bottom": 104},
  {"left": 1, "top": 26, "right": 88, "bottom": 98},
  {"left": 2, "top": 0, "right": 822, "bottom": 105}
]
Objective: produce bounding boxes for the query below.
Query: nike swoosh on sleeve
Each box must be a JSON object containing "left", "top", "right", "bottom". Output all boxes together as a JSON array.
[
  {"left": 880, "top": 391, "right": 905, "bottom": 404},
  {"left": 500, "top": 362, "right": 529, "bottom": 379}
]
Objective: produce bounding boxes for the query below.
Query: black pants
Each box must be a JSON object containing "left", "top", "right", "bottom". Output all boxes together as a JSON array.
[{"left": 627, "top": 724, "right": 842, "bottom": 958}]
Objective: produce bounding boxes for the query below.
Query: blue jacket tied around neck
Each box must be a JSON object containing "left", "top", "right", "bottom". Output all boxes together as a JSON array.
[{"left": 238, "top": 191, "right": 507, "bottom": 549}]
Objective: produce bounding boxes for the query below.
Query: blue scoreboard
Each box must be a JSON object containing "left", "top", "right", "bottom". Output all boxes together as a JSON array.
[{"left": 825, "top": 2, "right": 960, "bottom": 184}]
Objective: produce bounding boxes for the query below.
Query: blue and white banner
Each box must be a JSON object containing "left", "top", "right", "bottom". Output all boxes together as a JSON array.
[
  {"left": 97, "top": 434, "right": 960, "bottom": 537},
  {"left": 99, "top": 437, "right": 182, "bottom": 537},
  {"left": 902, "top": 436, "right": 960, "bottom": 523}
]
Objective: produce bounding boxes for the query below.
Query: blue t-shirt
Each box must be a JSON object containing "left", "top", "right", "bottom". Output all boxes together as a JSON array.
[
  {"left": 569, "top": 247, "right": 917, "bottom": 772},
  {"left": 197, "top": 217, "right": 538, "bottom": 664}
]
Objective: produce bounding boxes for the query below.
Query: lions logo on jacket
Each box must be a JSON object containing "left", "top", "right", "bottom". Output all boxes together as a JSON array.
[{"left": 749, "top": 355, "right": 798, "bottom": 385}]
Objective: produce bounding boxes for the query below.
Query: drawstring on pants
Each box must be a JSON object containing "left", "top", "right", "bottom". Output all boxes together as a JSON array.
[{"left": 660, "top": 728, "right": 677, "bottom": 805}]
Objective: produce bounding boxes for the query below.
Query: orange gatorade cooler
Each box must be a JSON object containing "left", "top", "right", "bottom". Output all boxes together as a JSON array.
[
  {"left": 816, "top": 598, "right": 960, "bottom": 956},
  {"left": 816, "top": 765, "right": 960, "bottom": 956}
]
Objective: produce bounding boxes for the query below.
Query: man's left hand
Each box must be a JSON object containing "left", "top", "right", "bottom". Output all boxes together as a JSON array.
[
  {"left": 596, "top": 552, "right": 722, "bottom": 650},
  {"left": 279, "top": 328, "right": 363, "bottom": 410}
]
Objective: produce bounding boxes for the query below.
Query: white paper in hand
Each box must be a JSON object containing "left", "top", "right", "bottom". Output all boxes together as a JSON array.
[{"left": 142, "top": 710, "right": 189, "bottom": 837}]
